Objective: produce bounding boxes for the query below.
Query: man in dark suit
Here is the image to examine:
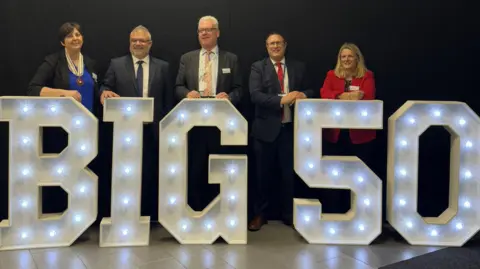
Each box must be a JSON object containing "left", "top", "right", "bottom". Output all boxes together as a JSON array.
[
  {"left": 248, "top": 32, "right": 315, "bottom": 231},
  {"left": 175, "top": 15, "right": 243, "bottom": 211},
  {"left": 101, "top": 25, "right": 172, "bottom": 222}
]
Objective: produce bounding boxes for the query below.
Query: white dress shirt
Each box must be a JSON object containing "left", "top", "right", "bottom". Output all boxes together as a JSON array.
[
  {"left": 271, "top": 57, "right": 291, "bottom": 123},
  {"left": 199, "top": 46, "right": 219, "bottom": 96},
  {"left": 132, "top": 55, "right": 150, "bottom": 97}
]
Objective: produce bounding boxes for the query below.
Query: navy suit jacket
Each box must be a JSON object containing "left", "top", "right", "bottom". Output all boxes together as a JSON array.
[
  {"left": 249, "top": 57, "right": 314, "bottom": 142},
  {"left": 100, "top": 54, "right": 173, "bottom": 123}
]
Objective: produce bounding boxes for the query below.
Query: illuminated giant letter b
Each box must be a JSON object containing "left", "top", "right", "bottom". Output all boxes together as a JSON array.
[{"left": 0, "top": 97, "right": 98, "bottom": 250}]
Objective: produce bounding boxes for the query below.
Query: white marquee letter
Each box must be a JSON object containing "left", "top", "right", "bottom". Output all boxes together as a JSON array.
[
  {"left": 294, "top": 99, "right": 383, "bottom": 244},
  {"left": 100, "top": 98, "right": 153, "bottom": 247},
  {"left": 159, "top": 99, "right": 248, "bottom": 244},
  {"left": 0, "top": 97, "right": 98, "bottom": 250},
  {"left": 387, "top": 101, "right": 480, "bottom": 246}
]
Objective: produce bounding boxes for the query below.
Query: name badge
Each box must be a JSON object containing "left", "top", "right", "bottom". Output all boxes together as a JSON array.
[
  {"left": 222, "top": 68, "right": 231, "bottom": 74},
  {"left": 92, "top": 73, "right": 98, "bottom": 82},
  {"left": 349, "top": 85, "right": 360, "bottom": 91}
]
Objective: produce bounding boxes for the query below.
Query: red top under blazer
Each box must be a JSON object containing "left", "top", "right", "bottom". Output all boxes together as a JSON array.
[{"left": 320, "top": 70, "right": 376, "bottom": 144}]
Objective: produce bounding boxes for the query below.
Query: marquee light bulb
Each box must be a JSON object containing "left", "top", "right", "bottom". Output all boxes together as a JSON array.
[
  {"left": 169, "top": 196, "right": 176, "bottom": 205},
  {"left": 122, "top": 229, "right": 128, "bottom": 236},
  {"left": 124, "top": 167, "right": 131, "bottom": 175},
  {"left": 406, "top": 221, "right": 413, "bottom": 228},
  {"left": 400, "top": 140, "right": 408, "bottom": 147},
  {"left": 358, "top": 224, "right": 365, "bottom": 231},
  {"left": 50, "top": 106, "right": 57, "bottom": 113},
  {"left": 75, "top": 215, "right": 82, "bottom": 222},
  {"left": 203, "top": 108, "right": 209, "bottom": 114},
  {"left": 229, "top": 194, "right": 236, "bottom": 201},
  {"left": 57, "top": 167, "right": 64, "bottom": 175},
  {"left": 228, "top": 120, "right": 235, "bottom": 127},
  {"left": 304, "top": 136, "right": 311, "bottom": 143},
  {"left": 430, "top": 230, "right": 438, "bottom": 237},
  {"left": 399, "top": 169, "right": 407, "bottom": 177},
  {"left": 205, "top": 222, "right": 212, "bottom": 230},
  {"left": 433, "top": 110, "right": 441, "bottom": 117},
  {"left": 361, "top": 110, "right": 368, "bottom": 117},
  {"left": 170, "top": 136, "right": 177, "bottom": 144},
  {"left": 463, "top": 201, "right": 471, "bottom": 208},
  {"left": 49, "top": 230, "right": 56, "bottom": 237},
  {"left": 329, "top": 228, "right": 336, "bottom": 235},
  {"left": 75, "top": 119, "right": 82, "bottom": 126},
  {"left": 80, "top": 144, "right": 86, "bottom": 151},
  {"left": 22, "top": 137, "right": 30, "bottom": 145},
  {"left": 304, "top": 215, "right": 311, "bottom": 222},
  {"left": 169, "top": 166, "right": 176, "bottom": 175},
  {"left": 229, "top": 219, "right": 237, "bottom": 227},
  {"left": 305, "top": 110, "right": 312, "bottom": 116},
  {"left": 459, "top": 118, "right": 467, "bottom": 126},
  {"left": 126, "top": 105, "right": 132, "bottom": 112},
  {"left": 182, "top": 223, "right": 188, "bottom": 231},
  {"left": 399, "top": 199, "right": 406, "bottom": 206},
  {"left": 123, "top": 198, "right": 130, "bottom": 205},
  {"left": 357, "top": 176, "right": 364, "bottom": 183},
  {"left": 21, "top": 232, "right": 27, "bottom": 239},
  {"left": 308, "top": 163, "right": 314, "bottom": 169},
  {"left": 456, "top": 222, "right": 464, "bottom": 230},
  {"left": 125, "top": 137, "right": 132, "bottom": 144},
  {"left": 22, "top": 105, "right": 30, "bottom": 113},
  {"left": 180, "top": 113, "right": 185, "bottom": 119},
  {"left": 465, "top": 170, "right": 472, "bottom": 179},
  {"left": 21, "top": 200, "right": 28, "bottom": 208},
  {"left": 363, "top": 198, "right": 370, "bottom": 206},
  {"left": 465, "top": 141, "right": 473, "bottom": 148},
  {"left": 334, "top": 110, "right": 341, "bottom": 116},
  {"left": 229, "top": 168, "right": 236, "bottom": 175},
  {"left": 331, "top": 169, "right": 339, "bottom": 176},
  {"left": 22, "top": 168, "right": 30, "bottom": 176},
  {"left": 408, "top": 117, "right": 416, "bottom": 124},
  {"left": 79, "top": 186, "right": 86, "bottom": 193}
]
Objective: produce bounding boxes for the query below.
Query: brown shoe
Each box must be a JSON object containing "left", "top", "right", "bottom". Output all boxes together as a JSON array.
[{"left": 248, "top": 215, "right": 266, "bottom": 231}]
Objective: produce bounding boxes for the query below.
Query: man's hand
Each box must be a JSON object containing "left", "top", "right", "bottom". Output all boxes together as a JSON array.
[
  {"left": 280, "top": 92, "right": 298, "bottom": 105},
  {"left": 62, "top": 90, "right": 82, "bottom": 102},
  {"left": 216, "top": 92, "right": 229, "bottom": 99},
  {"left": 100, "top": 90, "right": 120, "bottom": 105},
  {"left": 186, "top": 90, "right": 201, "bottom": 98}
]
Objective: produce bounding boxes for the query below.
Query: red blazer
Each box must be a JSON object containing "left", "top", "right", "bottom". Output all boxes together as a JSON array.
[{"left": 320, "top": 70, "right": 376, "bottom": 144}]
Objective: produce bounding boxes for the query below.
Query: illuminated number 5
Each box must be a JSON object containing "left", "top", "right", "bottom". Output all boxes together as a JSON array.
[
  {"left": 294, "top": 99, "right": 383, "bottom": 244},
  {"left": 158, "top": 99, "right": 248, "bottom": 244}
]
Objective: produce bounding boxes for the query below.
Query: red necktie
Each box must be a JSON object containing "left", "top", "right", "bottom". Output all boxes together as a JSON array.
[{"left": 276, "top": 62, "right": 284, "bottom": 120}]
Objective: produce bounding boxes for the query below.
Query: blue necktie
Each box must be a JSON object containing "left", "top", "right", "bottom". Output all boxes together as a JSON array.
[{"left": 136, "top": 60, "right": 144, "bottom": 97}]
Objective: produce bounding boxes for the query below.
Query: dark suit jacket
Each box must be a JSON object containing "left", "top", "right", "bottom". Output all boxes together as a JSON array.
[
  {"left": 27, "top": 50, "right": 100, "bottom": 110},
  {"left": 100, "top": 54, "right": 173, "bottom": 123},
  {"left": 175, "top": 49, "right": 243, "bottom": 105},
  {"left": 249, "top": 57, "right": 314, "bottom": 142}
]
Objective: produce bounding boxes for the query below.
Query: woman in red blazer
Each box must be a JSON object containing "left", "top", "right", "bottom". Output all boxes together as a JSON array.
[{"left": 319, "top": 43, "right": 376, "bottom": 212}]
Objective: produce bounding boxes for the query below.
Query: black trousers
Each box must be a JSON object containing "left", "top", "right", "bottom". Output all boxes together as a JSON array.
[
  {"left": 140, "top": 124, "right": 159, "bottom": 222},
  {"left": 319, "top": 130, "right": 374, "bottom": 213},
  {"left": 253, "top": 123, "right": 294, "bottom": 222},
  {"left": 187, "top": 127, "right": 245, "bottom": 211}
]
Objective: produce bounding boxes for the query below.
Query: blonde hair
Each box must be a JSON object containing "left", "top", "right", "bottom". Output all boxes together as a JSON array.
[{"left": 334, "top": 43, "right": 368, "bottom": 78}]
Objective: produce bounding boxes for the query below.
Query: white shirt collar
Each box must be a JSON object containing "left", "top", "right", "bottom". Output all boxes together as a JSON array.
[
  {"left": 132, "top": 54, "right": 150, "bottom": 64},
  {"left": 201, "top": 45, "right": 219, "bottom": 55},
  {"left": 270, "top": 57, "right": 285, "bottom": 66}
]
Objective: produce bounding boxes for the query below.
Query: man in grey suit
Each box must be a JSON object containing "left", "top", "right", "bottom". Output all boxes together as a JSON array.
[
  {"left": 175, "top": 15, "right": 243, "bottom": 211},
  {"left": 101, "top": 25, "right": 173, "bottom": 223}
]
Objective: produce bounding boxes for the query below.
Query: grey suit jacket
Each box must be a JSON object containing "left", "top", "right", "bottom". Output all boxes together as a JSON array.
[
  {"left": 100, "top": 54, "right": 173, "bottom": 123},
  {"left": 174, "top": 49, "right": 243, "bottom": 105}
]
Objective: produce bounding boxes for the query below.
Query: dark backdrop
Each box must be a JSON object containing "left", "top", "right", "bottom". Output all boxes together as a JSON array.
[{"left": 1, "top": 0, "right": 478, "bottom": 232}]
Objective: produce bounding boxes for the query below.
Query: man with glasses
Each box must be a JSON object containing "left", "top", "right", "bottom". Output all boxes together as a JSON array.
[
  {"left": 101, "top": 25, "right": 173, "bottom": 223},
  {"left": 248, "top": 32, "right": 314, "bottom": 231},
  {"left": 175, "top": 15, "right": 243, "bottom": 211}
]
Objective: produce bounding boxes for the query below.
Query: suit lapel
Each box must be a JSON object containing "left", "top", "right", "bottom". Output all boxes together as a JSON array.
[
  {"left": 285, "top": 59, "right": 295, "bottom": 91},
  {"left": 192, "top": 51, "right": 200, "bottom": 90},
  {"left": 148, "top": 59, "right": 156, "bottom": 97},
  {"left": 266, "top": 59, "right": 281, "bottom": 94},
  {"left": 216, "top": 50, "right": 225, "bottom": 92},
  {"left": 125, "top": 56, "right": 138, "bottom": 95},
  {"left": 59, "top": 54, "right": 70, "bottom": 90}
]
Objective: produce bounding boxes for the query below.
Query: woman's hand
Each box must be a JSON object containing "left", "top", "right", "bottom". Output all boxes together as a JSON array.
[{"left": 61, "top": 90, "right": 82, "bottom": 102}]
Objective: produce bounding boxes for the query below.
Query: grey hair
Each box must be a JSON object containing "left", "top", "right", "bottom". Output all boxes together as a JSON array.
[
  {"left": 198, "top": 16, "right": 219, "bottom": 30},
  {"left": 131, "top": 25, "right": 152, "bottom": 40}
]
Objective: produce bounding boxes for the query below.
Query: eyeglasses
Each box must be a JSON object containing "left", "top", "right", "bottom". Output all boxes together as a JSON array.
[
  {"left": 130, "top": 39, "right": 151, "bottom": 44},
  {"left": 198, "top": 28, "right": 217, "bottom": 34},
  {"left": 267, "top": 41, "right": 285, "bottom": 47}
]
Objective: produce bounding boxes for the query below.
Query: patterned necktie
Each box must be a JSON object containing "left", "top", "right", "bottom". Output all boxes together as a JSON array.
[
  {"left": 136, "top": 60, "right": 144, "bottom": 97},
  {"left": 203, "top": 51, "right": 212, "bottom": 97},
  {"left": 276, "top": 62, "right": 285, "bottom": 120}
]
